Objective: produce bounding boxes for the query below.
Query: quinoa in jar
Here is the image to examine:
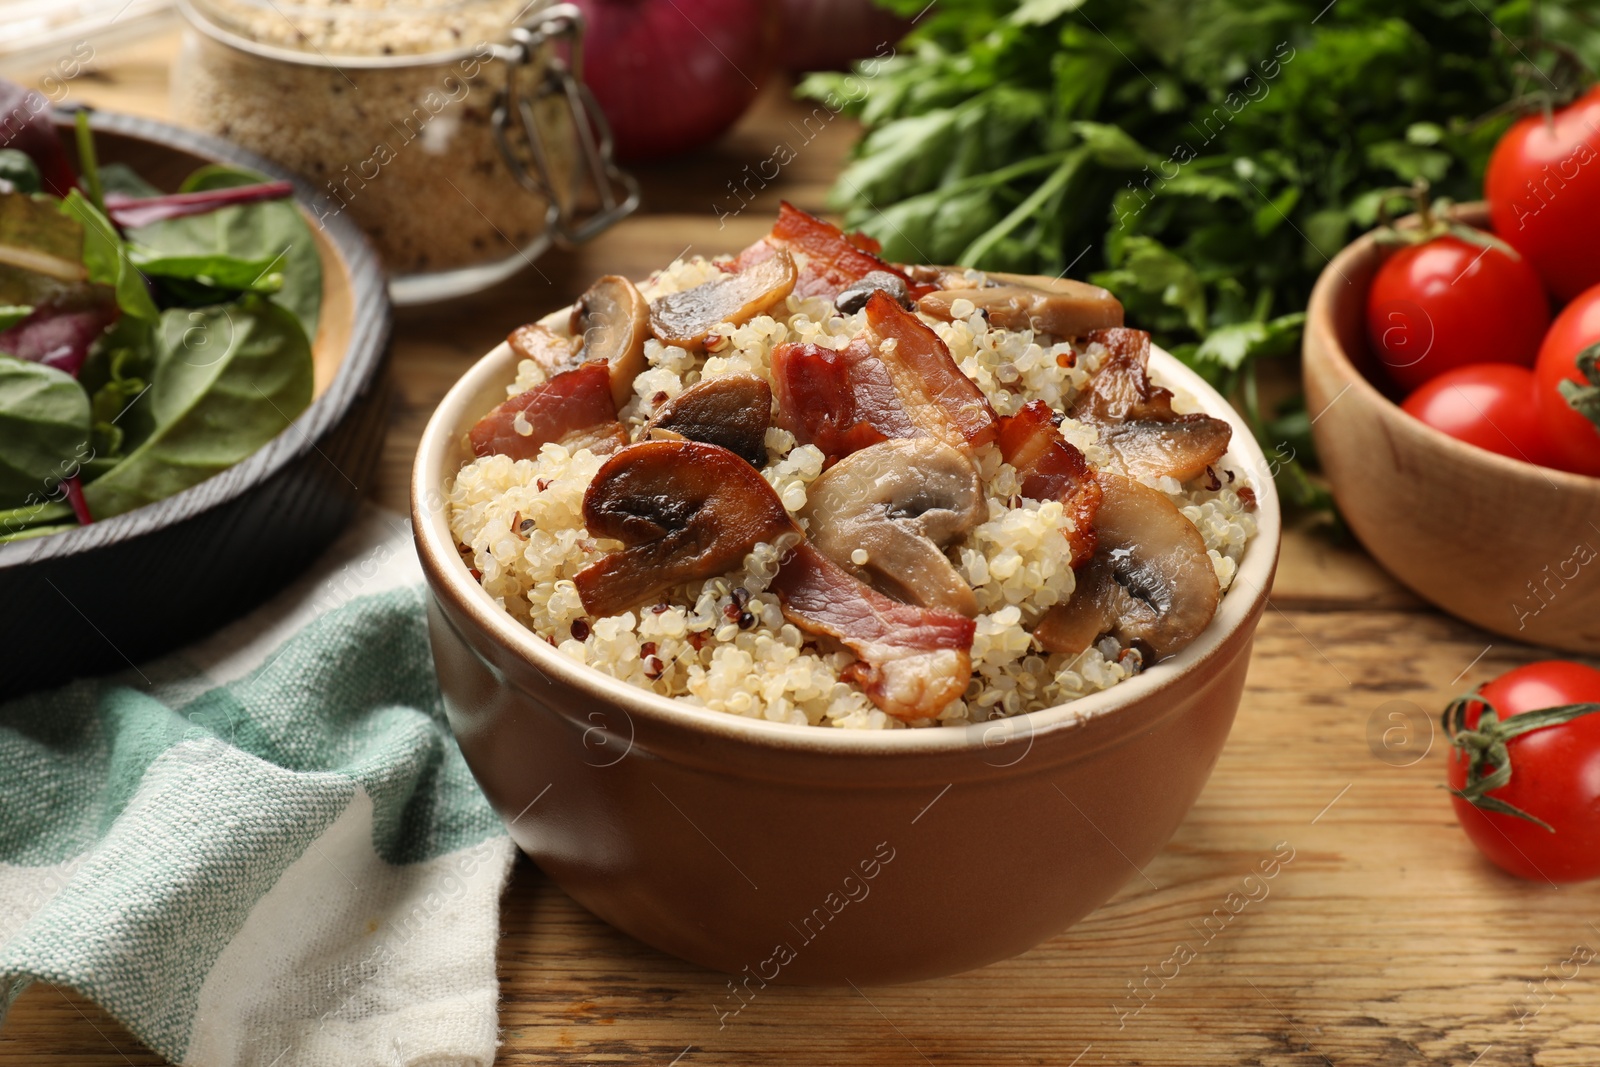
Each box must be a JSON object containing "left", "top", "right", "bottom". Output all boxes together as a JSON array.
[{"left": 173, "top": 0, "right": 636, "bottom": 302}]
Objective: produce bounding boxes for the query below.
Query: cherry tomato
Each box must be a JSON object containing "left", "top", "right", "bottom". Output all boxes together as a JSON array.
[
  {"left": 1447, "top": 660, "right": 1600, "bottom": 883},
  {"left": 1486, "top": 86, "right": 1600, "bottom": 303},
  {"left": 1533, "top": 282, "right": 1600, "bottom": 478},
  {"left": 1400, "top": 363, "right": 1556, "bottom": 466},
  {"left": 1366, "top": 234, "right": 1550, "bottom": 392}
]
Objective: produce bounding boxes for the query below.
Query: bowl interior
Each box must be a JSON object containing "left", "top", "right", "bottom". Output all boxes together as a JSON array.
[{"left": 415, "top": 331, "right": 1284, "bottom": 754}]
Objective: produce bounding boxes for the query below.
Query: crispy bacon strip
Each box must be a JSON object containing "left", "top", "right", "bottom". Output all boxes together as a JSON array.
[
  {"left": 469, "top": 360, "right": 627, "bottom": 460},
  {"left": 1070, "top": 328, "right": 1231, "bottom": 483},
  {"left": 996, "top": 400, "right": 1102, "bottom": 565},
  {"left": 771, "top": 336, "right": 918, "bottom": 463},
  {"left": 733, "top": 201, "right": 930, "bottom": 301},
  {"left": 771, "top": 542, "right": 974, "bottom": 722},
  {"left": 863, "top": 291, "right": 998, "bottom": 451}
]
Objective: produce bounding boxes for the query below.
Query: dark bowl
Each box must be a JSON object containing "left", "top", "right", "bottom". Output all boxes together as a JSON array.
[{"left": 0, "top": 112, "right": 390, "bottom": 698}]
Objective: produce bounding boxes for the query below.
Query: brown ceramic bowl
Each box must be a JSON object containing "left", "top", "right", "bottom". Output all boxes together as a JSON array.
[
  {"left": 413, "top": 338, "right": 1282, "bottom": 985},
  {"left": 1304, "top": 203, "right": 1600, "bottom": 653}
]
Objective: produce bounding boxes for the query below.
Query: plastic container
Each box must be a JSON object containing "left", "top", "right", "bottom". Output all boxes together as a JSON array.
[{"left": 172, "top": 0, "right": 637, "bottom": 304}]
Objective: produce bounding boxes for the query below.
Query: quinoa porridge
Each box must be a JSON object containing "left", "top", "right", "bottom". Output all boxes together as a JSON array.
[{"left": 448, "top": 204, "right": 1259, "bottom": 730}]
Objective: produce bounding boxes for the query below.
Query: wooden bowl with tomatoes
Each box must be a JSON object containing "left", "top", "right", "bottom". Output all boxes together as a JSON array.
[{"left": 1304, "top": 202, "right": 1600, "bottom": 653}]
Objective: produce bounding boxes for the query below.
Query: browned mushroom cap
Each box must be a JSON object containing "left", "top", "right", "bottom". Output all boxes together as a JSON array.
[
  {"left": 642, "top": 374, "right": 772, "bottom": 468},
  {"left": 575, "top": 440, "right": 800, "bottom": 617},
  {"left": 801, "top": 438, "right": 984, "bottom": 617},
  {"left": 1033, "top": 473, "right": 1219, "bottom": 661},
  {"left": 507, "top": 322, "right": 578, "bottom": 375},
  {"left": 917, "top": 271, "right": 1124, "bottom": 339},
  {"left": 1069, "top": 327, "right": 1232, "bottom": 484},
  {"left": 649, "top": 250, "right": 797, "bottom": 352},
  {"left": 568, "top": 275, "right": 650, "bottom": 409}
]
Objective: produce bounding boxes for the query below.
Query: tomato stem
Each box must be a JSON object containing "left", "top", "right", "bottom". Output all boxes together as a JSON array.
[
  {"left": 1557, "top": 344, "right": 1600, "bottom": 431},
  {"left": 1443, "top": 694, "right": 1600, "bottom": 831}
]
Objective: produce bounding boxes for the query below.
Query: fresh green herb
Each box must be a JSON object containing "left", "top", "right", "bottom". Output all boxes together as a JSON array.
[
  {"left": 82, "top": 296, "right": 313, "bottom": 519},
  {"left": 0, "top": 305, "right": 32, "bottom": 331},
  {"left": 800, "top": 0, "right": 1600, "bottom": 513},
  {"left": 0, "top": 353, "right": 91, "bottom": 507}
]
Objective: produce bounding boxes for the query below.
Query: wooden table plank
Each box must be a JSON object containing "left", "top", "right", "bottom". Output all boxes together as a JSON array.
[{"left": 6, "top": 31, "right": 1595, "bottom": 1067}]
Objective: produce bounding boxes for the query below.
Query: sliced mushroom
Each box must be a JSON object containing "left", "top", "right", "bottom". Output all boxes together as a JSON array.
[
  {"left": 507, "top": 322, "right": 578, "bottom": 377},
  {"left": 642, "top": 374, "right": 772, "bottom": 468},
  {"left": 918, "top": 271, "right": 1124, "bottom": 339},
  {"left": 1033, "top": 473, "right": 1220, "bottom": 661},
  {"left": 834, "top": 270, "right": 913, "bottom": 314},
  {"left": 571, "top": 275, "right": 651, "bottom": 409},
  {"left": 771, "top": 542, "right": 975, "bottom": 722},
  {"left": 575, "top": 440, "right": 800, "bottom": 617},
  {"left": 469, "top": 360, "right": 626, "bottom": 461},
  {"left": 1069, "top": 327, "right": 1232, "bottom": 484},
  {"left": 649, "top": 250, "right": 797, "bottom": 352},
  {"left": 802, "top": 438, "right": 984, "bottom": 617}
]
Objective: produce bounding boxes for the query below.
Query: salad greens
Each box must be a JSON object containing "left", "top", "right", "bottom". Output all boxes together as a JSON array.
[
  {"left": 0, "top": 84, "right": 320, "bottom": 543},
  {"left": 800, "top": 0, "right": 1600, "bottom": 512}
]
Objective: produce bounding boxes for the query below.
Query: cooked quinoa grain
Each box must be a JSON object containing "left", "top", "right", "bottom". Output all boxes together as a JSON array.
[{"left": 450, "top": 259, "right": 1259, "bottom": 730}]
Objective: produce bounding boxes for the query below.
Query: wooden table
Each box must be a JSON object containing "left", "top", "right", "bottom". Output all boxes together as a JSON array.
[{"left": 6, "top": 32, "right": 1600, "bottom": 1067}]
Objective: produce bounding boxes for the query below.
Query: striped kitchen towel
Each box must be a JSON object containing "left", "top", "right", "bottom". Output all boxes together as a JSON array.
[{"left": 0, "top": 508, "right": 516, "bottom": 1067}]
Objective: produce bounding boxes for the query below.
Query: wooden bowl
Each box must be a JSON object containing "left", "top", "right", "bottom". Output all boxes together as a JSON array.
[
  {"left": 0, "top": 112, "right": 390, "bottom": 698},
  {"left": 413, "top": 336, "right": 1281, "bottom": 984},
  {"left": 1304, "top": 203, "right": 1600, "bottom": 653}
]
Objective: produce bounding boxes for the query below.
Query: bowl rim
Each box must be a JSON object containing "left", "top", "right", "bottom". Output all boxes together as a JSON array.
[
  {"left": 0, "top": 110, "right": 392, "bottom": 570},
  {"left": 413, "top": 315, "right": 1283, "bottom": 756},
  {"left": 1305, "top": 200, "right": 1600, "bottom": 494}
]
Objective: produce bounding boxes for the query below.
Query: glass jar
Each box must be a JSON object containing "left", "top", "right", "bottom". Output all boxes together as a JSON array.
[{"left": 172, "top": 0, "right": 638, "bottom": 304}]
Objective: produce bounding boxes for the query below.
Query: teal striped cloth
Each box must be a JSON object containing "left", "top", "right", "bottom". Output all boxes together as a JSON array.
[{"left": 0, "top": 510, "right": 514, "bottom": 1066}]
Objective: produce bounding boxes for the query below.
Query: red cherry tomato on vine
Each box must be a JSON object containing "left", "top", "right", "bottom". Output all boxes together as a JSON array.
[
  {"left": 1446, "top": 660, "right": 1600, "bottom": 883},
  {"left": 1486, "top": 86, "right": 1600, "bottom": 303},
  {"left": 1533, "top": 282, "right": 1600, "bottom": 478},
  {"left": 1366, "top": 234, "right": 1550, "bottom": 392},
  {"left": 1400, "top": 363, "right": 1556, "bottom": 466}
]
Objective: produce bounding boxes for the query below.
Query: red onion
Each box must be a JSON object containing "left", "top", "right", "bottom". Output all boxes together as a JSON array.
[
  {"left": 778, "top": 0, "right": 910, "bottom": 73},
  {"left": 571, "top": 0, "right": 779, "bottom": 164}
]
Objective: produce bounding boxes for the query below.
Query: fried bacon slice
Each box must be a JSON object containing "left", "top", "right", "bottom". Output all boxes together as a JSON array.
[
  {"left": 771, "top": 292, "right": 998, "bottom": 465},
  {"left": 469, "top": 360, "right": 627, "bottom": 461},
  {"left": 771, "top": 336, "right": 919, "bottom": 463},
  {"left": 1070, "top": 328, "right": 1232, "bottom": 483},
  {"left": 771, "top": 542, "right": 975, "bottom": 722},
  {"left": 732, "top": 201, "right": 930, "bottom": 301},
  {"left": 863, "top": 291, "right": 997, "bottom": 451},
  {"left": 995, "top": 400, "right": 1102, "bottom": 565}
]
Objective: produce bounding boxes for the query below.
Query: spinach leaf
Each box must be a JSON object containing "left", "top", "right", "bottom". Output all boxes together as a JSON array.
[
  {"left": 127, "top": 249, "right": 287, "bottom": 294},
  {"left": 97, "top": 163, "right": 161, "bottom": 199},
  {"left": 59, "top": 190, "right": 160, "bottom": 322},
  {"left": 0, "top": 499, "right": 73, "bottom": 540},
  {"left": 129, "top": 165, "right": 322, "bottom": 335},
  {"left": 0, "top": 150, "right": 41, "bottom": 194},
  {"left": 82, "top": 295, "right": 313, "bottom": 519},
  {"left": 0, "top": 352, "right": 91, "bottom": 508}
]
